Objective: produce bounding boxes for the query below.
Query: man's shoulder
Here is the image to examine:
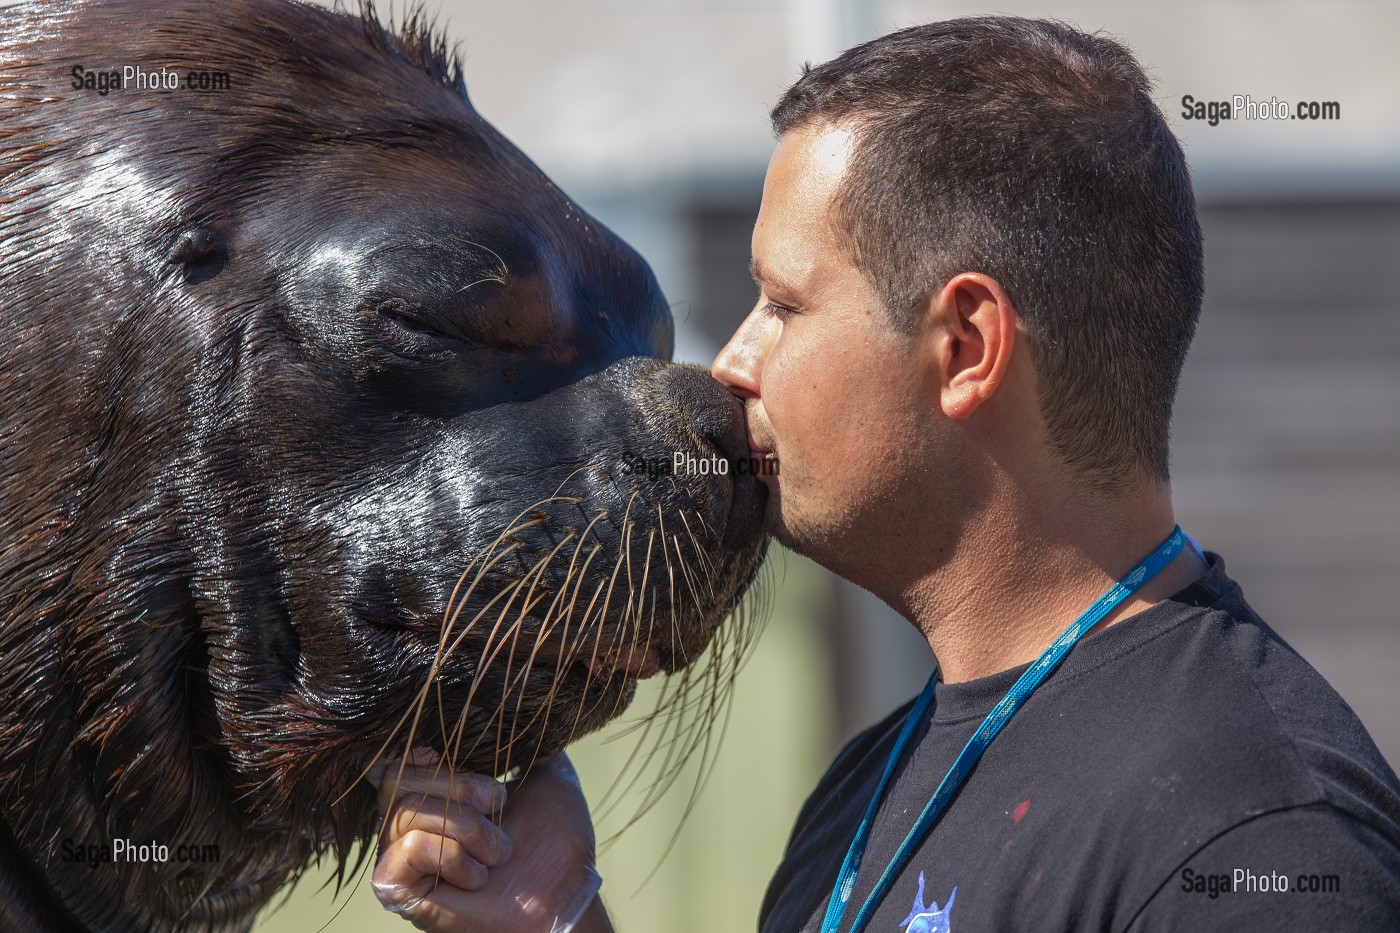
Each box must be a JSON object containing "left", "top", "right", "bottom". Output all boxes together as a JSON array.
[
  {"left": 1126, "top": 801, "right": 1400, "bottom": 932},
  {"left": 995, "top": 551, "right": 1400, "bottom": 927},
  {"left": 1037, "top": 551, "right": 1400, "bottom": 892},
  {"left": 1083, "top": 552, "right": 1400, "bottom": 827}
]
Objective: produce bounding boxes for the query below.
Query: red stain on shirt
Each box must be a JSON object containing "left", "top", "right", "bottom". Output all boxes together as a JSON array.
[{"left": 1002, "top": 799, "right": 1032, "bottom": 850}]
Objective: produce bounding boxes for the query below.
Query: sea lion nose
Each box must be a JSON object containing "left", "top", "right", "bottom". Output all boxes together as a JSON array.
[
  {"left": 663, "top": 366, "right": 752, "bottom": 466},
  {"left": 651, "top": 364, "right": 768, "bottom": 547}
]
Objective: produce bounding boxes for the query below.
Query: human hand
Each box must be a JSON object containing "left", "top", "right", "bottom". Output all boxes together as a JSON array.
[{"left": 368, "top": 750, "right": 605, "bottom": 933}]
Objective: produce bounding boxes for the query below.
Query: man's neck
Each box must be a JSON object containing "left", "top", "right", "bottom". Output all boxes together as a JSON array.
[{"left": 892, "top": 483, "right": 1208, "bottom": 685}]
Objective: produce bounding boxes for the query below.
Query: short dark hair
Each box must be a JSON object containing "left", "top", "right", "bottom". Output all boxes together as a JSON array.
[{"left": 771, "top": 17, "right": 1203, "bottom": 490}]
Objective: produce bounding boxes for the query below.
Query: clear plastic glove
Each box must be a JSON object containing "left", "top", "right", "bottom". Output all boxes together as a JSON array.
[{"left": 368, "top": 749, "right": 606, "bottom": 933}]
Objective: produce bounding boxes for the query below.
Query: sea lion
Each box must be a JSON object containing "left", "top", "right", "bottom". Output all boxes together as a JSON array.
[{"left": 0, "top": 0, "right": 769, "bottom": 929}]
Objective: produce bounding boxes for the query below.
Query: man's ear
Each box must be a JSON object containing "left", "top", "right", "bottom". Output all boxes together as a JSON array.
[{"left": 923, "top": 272, "right": 1018, "bottom": 420}]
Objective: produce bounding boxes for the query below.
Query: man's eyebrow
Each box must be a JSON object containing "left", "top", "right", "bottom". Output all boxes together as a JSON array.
[{"left": 749, "top": 259, "right": 795, "bottom": 294}]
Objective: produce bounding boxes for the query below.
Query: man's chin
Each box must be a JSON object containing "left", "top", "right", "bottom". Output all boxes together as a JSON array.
[
  {"left": 761, "top": 485, "right": 813, "bottom": 557},
  {"left": 761, "top": 492, "right": 871, "bottom": 581}
]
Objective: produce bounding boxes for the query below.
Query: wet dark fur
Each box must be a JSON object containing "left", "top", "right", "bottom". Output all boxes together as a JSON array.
[{"left": 0, "top": 1, "right": 769, "bottom": 929}]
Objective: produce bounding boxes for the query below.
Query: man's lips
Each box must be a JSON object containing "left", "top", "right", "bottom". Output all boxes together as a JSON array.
[
  {"left": 742, "top": 408, "right": 774, "bottom": 461},
  {"left": 746, "top": 431, "right": 776, "bottom": 460}
]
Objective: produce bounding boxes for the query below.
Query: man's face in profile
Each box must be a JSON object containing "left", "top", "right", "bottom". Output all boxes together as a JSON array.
[{"left": 712, "top": 123, "right": 939, "bottom": 575}]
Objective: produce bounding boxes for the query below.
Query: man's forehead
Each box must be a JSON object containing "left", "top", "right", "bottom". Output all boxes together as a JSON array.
[
  {"left": 752, "top": 122, "right": 859, "bottom": 295},
  {"left": 774, "top": 121, "right": 860, "bottom": 184},
  {"left": 759, "top": 122, "right": 858, "bottom": 228}
]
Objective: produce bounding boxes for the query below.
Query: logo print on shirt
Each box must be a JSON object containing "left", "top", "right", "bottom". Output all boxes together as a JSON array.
[{"left": 899, "top": 872, "right": 955, "bottom": 933}]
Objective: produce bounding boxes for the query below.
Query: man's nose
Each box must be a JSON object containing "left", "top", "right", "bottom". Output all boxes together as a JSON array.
[{"left": 711, "top": 303, "right": 777, "bottom": 400}]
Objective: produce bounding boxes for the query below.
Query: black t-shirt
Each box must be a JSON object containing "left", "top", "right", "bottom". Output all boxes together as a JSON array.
[{"left": 760, "top": 551, "right": 1400, "bottom": 932}]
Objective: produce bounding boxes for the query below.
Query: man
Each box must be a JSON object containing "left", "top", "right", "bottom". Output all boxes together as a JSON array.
[{"left": 370, "top": 17, "right": 1400, "bottom": 931}]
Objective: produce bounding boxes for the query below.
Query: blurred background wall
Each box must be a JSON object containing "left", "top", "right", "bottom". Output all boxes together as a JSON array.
[{"left": 11, "top": 0, "right": 1388, "bottom": 928}]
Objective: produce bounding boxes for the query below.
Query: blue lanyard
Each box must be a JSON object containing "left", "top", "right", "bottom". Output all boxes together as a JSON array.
[{"left": 819, "top": 526, "right": 1190, "bottom": 933}]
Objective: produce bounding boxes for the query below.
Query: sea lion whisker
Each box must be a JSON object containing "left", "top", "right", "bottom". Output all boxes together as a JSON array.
[
  {"left": 440, "top": 495, "right": 576, "bottom": 647},
  {"left": 585, "top": 520, "right": 632, "bottom": 668},
  {"left": 452, "top": 592, "right": 532, "bottom": 769},
  {"left": 597, "top": 523, "right": 692, "bottom": 819},
  {"left": 331, "top": 565, "right": 525, "bottom": 808},
  {"left": 502, "top": 625, "right": 574, "bottom": 766},
  {"left": 560, "top": 574, "right": 613, "bottom": 749},
  {"left": 439, "top": 536, "right": 555, "bottom": 669},
  {"left": 617, "top": 491, "right": 644, "bottom": 618},
  {"left": 493, "top": 534, "right": 598, "bottom": 763},
  {"left": 570, "top": 522, "right": 637, "bottom": 737},
  {"left": 446, "top": 546, "right": 562, "bottom": 769},
  {"left": 431, "top": 537, "right": 527, "bottom": 709},
  {"left": 655, "top": 516, "right": 687, "bottom": 695},
  {"left": 337, "top": 573, "right": 510, "bottom": 810},
  {"left": 668, "top": 532, "right": 700, "bottom": 650},
  {"left": 596, "top": 662, "right": 701, "bottom": 827},
  {"left": 642, "top": 670, "right": 709, "bottom": 791},
  {"left": 527, "top": 572, "right": 594, "bottom": 750},
  {"left": 499, "top": 531, "right": 591, "bottom": 700},
  {"left": 464, "top": 538, "right": 574, "bottom": 770},
  {"left": 677, "top": 509, "right": 719, "bottom": 591},
  {"left": 439, "top": 560, "right": 552, "bottom": 766},
  {"left": 546, "top": 467, "right": 595, "bottom": 502},
  {"left": 456, "top": 275, "right": 504, "bottom": 293},
  {"left": 592, "top": 595, "right": 669, "bottom": 816},
  {"left": 455, "top": 237, "right": 510, "bottom": 286},
  {"left": 438, "top": 491, "right": 582, "bottom": 645},
  {"left": 629, "top": 664, "right": 741, "bottom": 890},
  {"left": 627, "top": 523, "right": 659, "bottom": 676},
  {"left": 662, "top": 529, "right": 692, "bottom": 667},
  {"left": 554, "top": 542, "right": 606, "bottom": 670},
  {"left": 552, "top": 549, "right": 610, "bottom": 684},
  {"left": 498, "top": 636, "right": 534, "bottom": 779},
  {"left": 633, "top": 662, "right": 721, "bottom": 824}
]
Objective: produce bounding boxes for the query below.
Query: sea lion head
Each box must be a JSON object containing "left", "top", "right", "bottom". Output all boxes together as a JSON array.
[{"left": 0, "top": 0, "right": 768, "bottom": 926}]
